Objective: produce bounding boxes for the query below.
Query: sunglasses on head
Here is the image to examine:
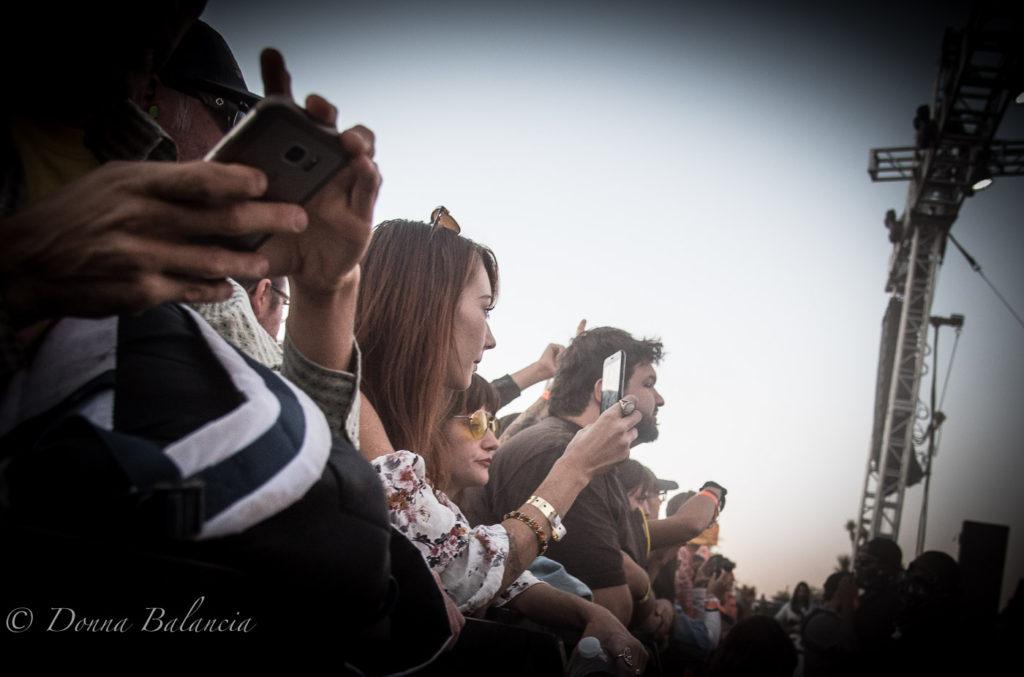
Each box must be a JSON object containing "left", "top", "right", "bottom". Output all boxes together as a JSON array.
[
  {"left": 430, "top": 206, "right": 461, "bottom": 234},
  {"left": 452, "top": 409, "right": 499, "bottom": 440}
]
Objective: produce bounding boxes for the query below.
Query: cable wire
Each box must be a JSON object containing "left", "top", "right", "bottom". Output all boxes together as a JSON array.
[{"left": 947, "top": 232, "right": 1024, "bottom": 330}]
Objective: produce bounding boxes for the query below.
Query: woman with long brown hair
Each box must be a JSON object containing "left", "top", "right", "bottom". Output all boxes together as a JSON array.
[{"left": 356, "top": 215, "right": 648, "bottom": 672}]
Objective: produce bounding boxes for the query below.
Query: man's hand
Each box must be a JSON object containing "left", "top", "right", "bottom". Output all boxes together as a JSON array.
[
  {"left": 256, "top": 48, "right": 380, "bottom": 297},
  {"left": 1, "top": 160, "right": 307, "bottom": 320},
  {"left": 534, "top": 342, "right": 565, "bottom": 381},
  {"left": 693, "top": 558, "right": 714, "bottom": 589},
  {"left": 635, "top": 597, "right": 675, "bottom": 648},
  {"left": 580, "top": 605, "right": 649, "bottom": 676},
  {"left": 709, "top": 569, "right": 733, "bottom": 601},
  {"left": 510, "top": 341, "right": 566, "bottom": 391}
]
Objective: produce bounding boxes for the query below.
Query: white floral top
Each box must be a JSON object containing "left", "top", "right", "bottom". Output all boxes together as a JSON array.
[{"left": 372, "top": 450, "right": 540, "bottom": 614}]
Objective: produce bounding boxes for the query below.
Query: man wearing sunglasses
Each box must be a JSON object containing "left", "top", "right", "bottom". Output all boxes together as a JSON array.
[
  {"left": 136, "top": 20, "right": 258, "bottom": 164},
  {"left": 139, "top": 21, "right": 373, "bottom": 443},
  {"left": 1, "top": 8, "right": 454, "bottom": 667}
]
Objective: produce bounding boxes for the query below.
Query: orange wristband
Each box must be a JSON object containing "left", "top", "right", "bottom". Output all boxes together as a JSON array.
[{"left": 699, "top": 490, "right": 720, "bottom": 512}]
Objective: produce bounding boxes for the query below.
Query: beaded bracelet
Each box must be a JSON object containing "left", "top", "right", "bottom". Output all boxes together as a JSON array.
[{"left": 504, "top": 510, "right": 549, "bottom": 556}]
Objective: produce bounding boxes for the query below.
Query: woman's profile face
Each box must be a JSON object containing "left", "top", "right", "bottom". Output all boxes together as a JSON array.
[
  {"left": 627, "top": 486, "right": 648, "bottom": 513},
  {"left": 644, "top": 491, "right": 663, "bottom": 520},
  {"left": 447, "top": 258, "right": 496, "bottom": 390},
  {"left": 443, "top": 413, "right": 499, "bottom": 495}
]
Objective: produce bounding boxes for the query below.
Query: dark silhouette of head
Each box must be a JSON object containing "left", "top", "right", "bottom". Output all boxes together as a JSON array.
[
  {"left": 856, "top": 537, "right": 903, "bottom": 591},
  {"left": 708, "top": 615, "right": 797, "bottom": 677}
]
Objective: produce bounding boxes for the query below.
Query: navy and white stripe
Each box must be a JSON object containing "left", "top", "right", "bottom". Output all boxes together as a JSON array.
[{"left": 0, "top": 305, "right": 330, "bottom": 539}]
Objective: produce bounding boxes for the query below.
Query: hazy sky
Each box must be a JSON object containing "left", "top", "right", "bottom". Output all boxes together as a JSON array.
[{"left": 205, "top": 0, "right": 1024, "bottom": 605}]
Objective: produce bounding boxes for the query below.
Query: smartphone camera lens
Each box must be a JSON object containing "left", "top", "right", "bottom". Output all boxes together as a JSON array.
[{"left": 283, "top": 144, "right": 307, "bottom": 164}]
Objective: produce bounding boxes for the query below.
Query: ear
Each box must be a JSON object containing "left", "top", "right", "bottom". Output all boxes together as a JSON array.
[
  {"left": 591, "top": 378, "right": 604, "bottom": 405},
  {"left": 251, "top": 278, "right": 273, "bottom": 322}
]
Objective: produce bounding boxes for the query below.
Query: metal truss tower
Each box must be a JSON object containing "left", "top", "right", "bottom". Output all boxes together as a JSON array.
[{"left": 858, "top": 1, "right": 1024, "bottom": 546}]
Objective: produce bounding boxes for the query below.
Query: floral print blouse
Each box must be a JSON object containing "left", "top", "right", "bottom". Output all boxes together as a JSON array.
[{"left": 372, "top": 450, "right": 540, "bottom": 614}]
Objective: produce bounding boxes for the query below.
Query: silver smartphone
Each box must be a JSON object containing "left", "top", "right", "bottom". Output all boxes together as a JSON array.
[
  {"left": 204, "top": 95, "right": 350, "bottom": 250},
  {"left": 600, "top": 350, "right": 626, "bottom": 412}
]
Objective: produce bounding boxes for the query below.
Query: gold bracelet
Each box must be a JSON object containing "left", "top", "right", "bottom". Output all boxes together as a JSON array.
[{"left": 504, "top": 510, "right": 548, "bottom": 556}]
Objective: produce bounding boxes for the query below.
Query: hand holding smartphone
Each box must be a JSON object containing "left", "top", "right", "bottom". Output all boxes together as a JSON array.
[
  {"left": 600, "top": 350, "right": 626, "bottom": 412},
  {"left": 204, "top": 95, "right": 350, "bottom": 251}
]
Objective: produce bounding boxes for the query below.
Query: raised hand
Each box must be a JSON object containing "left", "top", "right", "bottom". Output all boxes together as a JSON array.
[
  {"left": 1, "top": 160, "right": 307, "bottom": 319},
  {"left": 562, "top": 394, "right": 641, "bottom": 478},
  {"left": 256, "top": 48, "right": 380, "bottom": 296}
]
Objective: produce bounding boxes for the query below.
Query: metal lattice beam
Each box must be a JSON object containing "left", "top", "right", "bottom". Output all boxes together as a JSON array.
[
  {"left": 859, "top": 222, "right": 944, "bottom": 540},
  {"left": 859, "top": 0, "right": 1023, "bottom": 547}
]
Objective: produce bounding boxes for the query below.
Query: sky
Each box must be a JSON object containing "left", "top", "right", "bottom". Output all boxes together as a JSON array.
[{"left": 205, "top": 0, "right": 1024, "bottom": 606}]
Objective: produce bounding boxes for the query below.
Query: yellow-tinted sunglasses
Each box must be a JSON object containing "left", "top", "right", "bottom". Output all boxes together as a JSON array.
[{"left": 453, "top": 409, "right": 499, "bottom": 440}]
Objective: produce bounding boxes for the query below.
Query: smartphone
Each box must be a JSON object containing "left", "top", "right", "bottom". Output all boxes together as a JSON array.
[
  {"left": 707, "top": 554, "right": 735, "bottom": 576},
  {"left": 204, "top": 95, "right": 350, "bottom": 250},
  {"left": 600, "top": 350, "right": 626, "bottom": 412}
]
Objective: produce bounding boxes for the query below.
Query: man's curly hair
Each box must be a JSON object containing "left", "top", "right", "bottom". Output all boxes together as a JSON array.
[{"left": 548, "top": 327, "right": 663, "bottom": 419}]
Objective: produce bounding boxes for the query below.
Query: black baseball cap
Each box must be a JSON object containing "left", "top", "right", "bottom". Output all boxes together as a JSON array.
[{"left": 160, "top": 20, "right": 260, "bottom": 127}]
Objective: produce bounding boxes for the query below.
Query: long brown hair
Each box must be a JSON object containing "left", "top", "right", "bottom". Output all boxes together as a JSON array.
[{"left": 356, "top": 219, "right": 498, "bottom": 490}]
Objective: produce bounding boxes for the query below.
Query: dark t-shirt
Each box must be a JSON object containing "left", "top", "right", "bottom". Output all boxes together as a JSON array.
[{"left": 481, "top": 416, "right": 639, "bottom": 590}]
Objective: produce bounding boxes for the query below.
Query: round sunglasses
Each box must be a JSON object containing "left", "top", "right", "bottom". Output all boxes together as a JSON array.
[{"left": 452, "top": 409, "right": 499, "bottom": 440}]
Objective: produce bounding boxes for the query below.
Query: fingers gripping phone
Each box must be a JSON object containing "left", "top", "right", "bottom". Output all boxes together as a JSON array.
[
  {"left": 600, "top": 350, "right": 626, "bottom": 413},
  {"left": 204, "top": 95, "right": 350, "bottom": 251}
]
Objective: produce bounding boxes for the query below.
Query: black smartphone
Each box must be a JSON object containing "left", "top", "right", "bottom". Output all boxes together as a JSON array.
[
  {"left": 600, "top": 350, "right": 626, "bottom": 412},
  {"left": 204, "top": 95, "right": 350, "bottom": 250}
]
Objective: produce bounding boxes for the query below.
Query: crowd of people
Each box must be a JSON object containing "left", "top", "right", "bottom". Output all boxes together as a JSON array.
[{"left": 1, "top": 3, "right": 1019, "bottom": 674}]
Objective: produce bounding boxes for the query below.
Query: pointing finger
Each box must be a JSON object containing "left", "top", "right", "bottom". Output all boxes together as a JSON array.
[{"left": 260, "top": 48, "right": 293, "bottom": 100}]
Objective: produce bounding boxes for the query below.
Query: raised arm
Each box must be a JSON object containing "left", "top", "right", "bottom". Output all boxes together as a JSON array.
[
  {"left": 509, "top": 583, "right": 648, "bottom": 675},
  {"left": 508, "top": 342, "right": 564, "bottom": 390},
  {"left": 647, "top": 482, "right": 727, "bottom": 550},
  {"left": 253, "top": 49, "right": 381, "bottom": 440},
  {"left": 257, "top": 49, "right": 380, "bottom": 375},
  {"left": 491, "top": 398, "right": 641, "bottom": 603}
]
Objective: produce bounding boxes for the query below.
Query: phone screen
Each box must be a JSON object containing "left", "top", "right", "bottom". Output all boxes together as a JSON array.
[{"left": 600, "top": 350, "right": 626, "bottom": 412}]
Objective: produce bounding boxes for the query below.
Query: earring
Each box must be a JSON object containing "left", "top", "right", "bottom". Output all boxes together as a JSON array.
[{"left": 148, "top": 104, "right": 159, "bottom": 119}]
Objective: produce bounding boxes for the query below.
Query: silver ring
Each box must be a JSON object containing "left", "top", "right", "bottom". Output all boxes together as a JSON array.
[
  {"left": 616, "top": 647, "right": 634, "bottom": 667},
  {"left": 618, "top": 399, "right": 635, "bottom": 416}
]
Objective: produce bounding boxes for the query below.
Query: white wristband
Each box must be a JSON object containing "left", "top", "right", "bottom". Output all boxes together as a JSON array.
[{"left": 527, "top": 495, "right": 566, "bottom": 541}]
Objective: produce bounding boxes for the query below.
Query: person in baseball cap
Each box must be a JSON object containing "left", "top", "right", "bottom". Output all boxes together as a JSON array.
[
  {"left": 135, "top": 20, "right": 260, "bottom": 160},
  {"left": 159, "top": 19, "right": 261, "bottom": 133}
]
